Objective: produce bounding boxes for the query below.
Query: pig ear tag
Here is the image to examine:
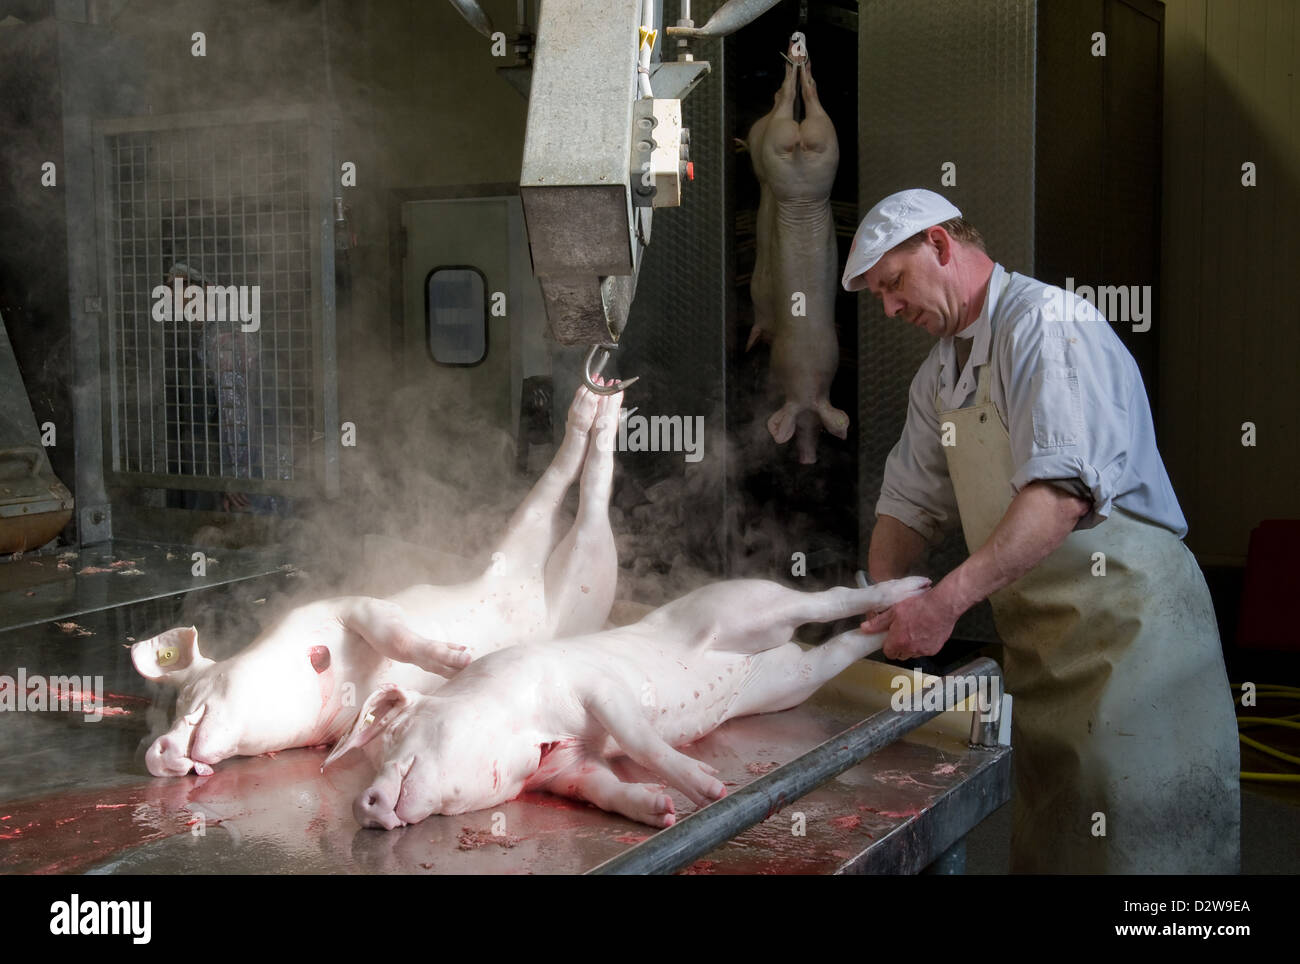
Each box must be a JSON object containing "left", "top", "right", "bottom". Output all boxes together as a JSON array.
[{"left": 157, "top": 647, "right": 178, "bottom": 667}]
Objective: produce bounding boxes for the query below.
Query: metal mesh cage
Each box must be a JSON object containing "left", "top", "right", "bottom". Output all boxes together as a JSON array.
[{"left": 102, "top": 117, "right": 319, "bottom": 493}]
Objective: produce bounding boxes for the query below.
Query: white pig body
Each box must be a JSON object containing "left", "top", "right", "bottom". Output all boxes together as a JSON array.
[
  {"left": 746, "top": 33, "right": 848, "bottom": 464},
  {"left": 333, "top": 575, "right": 929, "bottom": 829},
  {"left": 134, "top": 386, "right": 624, "bottom": 777}
]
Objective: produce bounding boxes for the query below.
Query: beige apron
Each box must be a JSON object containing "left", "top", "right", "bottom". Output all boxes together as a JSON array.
[{"left": 938, "top": 364, "right": 1240, "bottom": 873}]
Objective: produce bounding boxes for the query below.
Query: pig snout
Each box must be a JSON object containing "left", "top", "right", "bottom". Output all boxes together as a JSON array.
[
  {"left": 144, "top": 703, "right": 218, "bottom": 777},
  {"left": 354, "top": 760, "right": 412, "bottom": 830},
  {"left": 145, "top": 732, "right": 195, "bottom": 776}
]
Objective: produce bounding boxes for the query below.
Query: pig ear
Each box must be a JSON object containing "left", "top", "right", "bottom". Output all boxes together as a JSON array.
[
  {"left": 131, "top": 627, "right": 205, "bottom": 683},
  {"left": 322, "top": 685, "right": 419, "bottom": 771}
]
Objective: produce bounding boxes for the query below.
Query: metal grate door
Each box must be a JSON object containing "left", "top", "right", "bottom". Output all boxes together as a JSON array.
[{"left": 98, "top": 110, "right": 331, "bottom": 496}]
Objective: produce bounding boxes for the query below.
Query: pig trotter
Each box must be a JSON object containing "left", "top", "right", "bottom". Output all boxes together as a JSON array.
[
  {"left": 583, "top": 679, "right": 727, "bottom": 808},
  {"left": 817, "top": 399, "right": 850, "bottom": 439},
  {"left": 542, "top": 756, "right": 679, "bottom": 828},
  {"left": 766, "top": 402, "right": 801, "bottom": 445},
  {"left": 340, "top": 598, "right": 470, "bottom": 678}
]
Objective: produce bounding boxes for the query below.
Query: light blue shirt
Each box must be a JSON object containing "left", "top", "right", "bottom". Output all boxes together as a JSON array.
[{"left": 876, "top": 263, "right": 1189, "bottom": 541}]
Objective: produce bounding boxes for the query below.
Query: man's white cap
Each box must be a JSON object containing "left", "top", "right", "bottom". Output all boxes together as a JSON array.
[{"left": 841, "top": 189, "right": 962, "bottom": 291}]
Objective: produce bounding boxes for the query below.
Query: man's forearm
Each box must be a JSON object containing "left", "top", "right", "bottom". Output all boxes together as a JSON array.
[
  {"left": 867, "top": 514, "right": 929, "bottom": 582},
  {"left": 931, "top": 481, "right": 1090, "bottom": 618}
]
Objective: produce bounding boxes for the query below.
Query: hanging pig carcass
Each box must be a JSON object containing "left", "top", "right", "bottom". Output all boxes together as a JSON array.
[{"left": 744, "top": 32, "right": 848, "bottom": 464}]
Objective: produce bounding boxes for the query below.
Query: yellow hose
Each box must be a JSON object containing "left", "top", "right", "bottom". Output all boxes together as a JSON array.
[
  {"left": 1238, "top": 732, "right": 1300, "bottom": 767},
  {"left": 1232, "top": 684, "right": 1300, "bottom": 784}
]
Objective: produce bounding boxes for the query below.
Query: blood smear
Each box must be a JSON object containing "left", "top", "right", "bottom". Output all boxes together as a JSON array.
[
  {"left": 681, "top": 859, "right": 716, "bottom": 875},
  {"left": 859, "top": 805, "right": 924, "bottom": 819},
  {"left": 829, "top": 814, "right": 861, "bottom": 830},
  {"left": 457, "top": 827, "right": 521, "bottom": 850}
]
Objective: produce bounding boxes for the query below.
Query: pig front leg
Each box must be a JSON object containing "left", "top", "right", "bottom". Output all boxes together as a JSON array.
[
  {"left": 536, "top": 754, "right": 678, "bottom": 829},
  {"left": 581, "top": 678, "right": 726, "bottom": 808},
  {"left": 544, "top": 386, "right": 620, "bottom": 637},
  {"left": 337, "top": 597, "right": 471, "bottom": 677}
]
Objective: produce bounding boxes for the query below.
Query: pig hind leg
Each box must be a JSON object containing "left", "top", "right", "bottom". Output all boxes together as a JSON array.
[
  {"left": 544, "top": 389, "right": 620, "bottom": 636},
  {"left": 796, "top": 60, "right": 836, "bottom": 140},
  {"left": 727, "top": 627, "right": 886, "bottom": 719},
  {"left": 682, "top": 580, "right": 928, "bottom": 655},
  {"left": 489, "top": 385, "right": 602, "bottom": 571},
  {"left": 538, "top": 755, "right": 677, "bottom": 829}
]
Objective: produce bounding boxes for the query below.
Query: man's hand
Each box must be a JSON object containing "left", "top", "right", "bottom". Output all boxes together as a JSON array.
[
  {"left": 861, "top": 481, "right": 1090, "bottom": 661},
  {"left": 861, "top": 590, "right": 957, "bottom": 660}
]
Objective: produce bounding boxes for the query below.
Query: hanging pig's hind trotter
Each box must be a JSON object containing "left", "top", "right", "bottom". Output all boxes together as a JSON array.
[{"left": 331, "top": 575, "right": 930, "bottom": 829}]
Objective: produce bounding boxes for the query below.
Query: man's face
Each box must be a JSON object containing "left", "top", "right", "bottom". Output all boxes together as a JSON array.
[{"left": 861, "top": 232, "right": 960, "bottom": 338}]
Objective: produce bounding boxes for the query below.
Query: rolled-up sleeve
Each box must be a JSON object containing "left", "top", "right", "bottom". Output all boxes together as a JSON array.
[
  {"left": 875, "top": 356, "right": 960, "bottom": 543},
  {"left": 999, "top": 302, "right": 1133, "bottom": 529}
]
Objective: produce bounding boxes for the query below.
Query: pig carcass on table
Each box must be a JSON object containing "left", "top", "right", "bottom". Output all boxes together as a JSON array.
[
  {"left": 133, "top": 383, "right": 625, "bottom": 777},
  {"left": 744, "top": 32, "right": 848, "bottom": 465},
  {"left": 328, "top": 575, "right": 930, "bottom": 829}
]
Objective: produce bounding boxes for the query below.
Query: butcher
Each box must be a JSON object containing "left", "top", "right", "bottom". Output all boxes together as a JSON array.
[{"left": 842, "top": 188, "right": 1240, "bottom": 873}]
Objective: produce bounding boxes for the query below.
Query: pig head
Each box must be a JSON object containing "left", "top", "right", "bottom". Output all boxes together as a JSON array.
[
  {"left": 320, "top": 683, "right": 533, "bottom": 829},
  {"left": 132, "top": 603, "right": 435, "bottom": 777}
]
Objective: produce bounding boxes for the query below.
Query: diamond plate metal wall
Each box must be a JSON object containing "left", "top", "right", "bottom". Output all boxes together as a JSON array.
[
  {"left": 858, "top": 0, "right": 1037, "bottom": 642},
  {"left": 622, "top": 1, "right": 729, "bottom": 410},
  {"left": 618, "top": 0, "right": 730, "bottom": 547}
]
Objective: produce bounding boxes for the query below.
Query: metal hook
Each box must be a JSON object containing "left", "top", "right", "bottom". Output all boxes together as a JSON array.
[{"left": 583, "top": 343, "right": 638, "bottom": 395}]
